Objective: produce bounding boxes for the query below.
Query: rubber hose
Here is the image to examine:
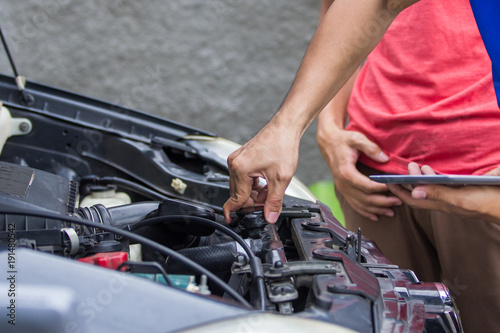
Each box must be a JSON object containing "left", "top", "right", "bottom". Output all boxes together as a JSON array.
[{"left": 167, "top": 242, "right": 238, "bottom": 274}]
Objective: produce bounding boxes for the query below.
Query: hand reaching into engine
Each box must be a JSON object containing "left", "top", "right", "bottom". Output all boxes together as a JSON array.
[
  {"left": 387, "top": 162, "right": 500, "bottom": 225},
  {"left": 223, "top": 120, "right": 300, "bottom": 224},
  {"left": 222, "top": 0, "right": 416, "bottom": 224}
]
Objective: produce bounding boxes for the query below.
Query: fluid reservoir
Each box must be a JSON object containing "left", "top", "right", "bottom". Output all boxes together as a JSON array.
[
  {"left": 80, "top": 185, "right": 132, "bottom": 208},
  {"left": 0, "top": 104, "right": 32, "bottom": 154}
]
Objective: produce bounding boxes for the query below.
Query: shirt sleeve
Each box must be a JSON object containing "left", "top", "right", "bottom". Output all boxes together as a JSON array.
[{"left": 469, "top": 0, "right": 500, "bottom": 108}]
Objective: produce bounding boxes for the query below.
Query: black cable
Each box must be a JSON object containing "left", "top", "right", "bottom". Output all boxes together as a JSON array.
[
  {"left": 130, "top": 215, "right": 267, "bottom": 310},
  {"left": 130, "top": 215, "right": 251, "bottom": 255},
  {"left": 0, "top": 25, "right": 19, "bottom": 78},
  {"left": 80, "top": 176, "right": 225, "bottom": 215},
  {"left": 80, "top": 176, "right": 168, "bottom": 201},
  {"left": 0, "top": 209, "right": 252, "bottom": 309}
]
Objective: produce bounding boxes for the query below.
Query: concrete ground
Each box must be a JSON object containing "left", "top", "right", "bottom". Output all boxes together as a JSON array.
[{"left": 0, "top": 0, "right": 333, "bottom": 186}]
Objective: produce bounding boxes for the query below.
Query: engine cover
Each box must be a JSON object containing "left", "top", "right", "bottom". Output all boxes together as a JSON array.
[{"left": 0, "top": 161, "right": 77, "bottom": 220}]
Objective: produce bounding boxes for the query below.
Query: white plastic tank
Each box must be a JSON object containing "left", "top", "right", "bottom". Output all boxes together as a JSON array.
[{"left": 79, "top": 185, "right": 132, "bottom": 208}]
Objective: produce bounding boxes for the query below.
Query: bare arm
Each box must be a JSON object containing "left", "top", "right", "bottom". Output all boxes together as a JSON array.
[
  {"left": 316, "top": 0, "right": 402, "bottom": 221},
  {"left": 316, "top": 0, "right": 355, "bottom": 131},
  {"left": 320, "top": 0, "right": 335, "bottom": 21},
  {"left": 224, "top": 0, "right": 419, "bottom": 223},
  {"left": 273, "top": 0, "right": 419, "bottom": 136}
]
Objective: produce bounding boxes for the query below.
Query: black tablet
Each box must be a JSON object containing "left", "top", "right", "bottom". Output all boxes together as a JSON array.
[{"left": 369, "top": 174, "right": 500, "bottom": 185}]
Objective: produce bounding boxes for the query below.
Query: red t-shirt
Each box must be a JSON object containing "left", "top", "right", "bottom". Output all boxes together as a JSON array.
[{"left": 347, "top": 0, "right": 500, "bottom": 175}]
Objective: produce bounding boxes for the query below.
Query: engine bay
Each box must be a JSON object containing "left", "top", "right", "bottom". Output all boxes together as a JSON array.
[{"left": 0, "top": 73, "right": 462, "bottom": 332}]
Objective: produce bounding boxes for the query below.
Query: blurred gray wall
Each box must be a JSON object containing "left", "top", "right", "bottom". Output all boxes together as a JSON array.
[{"left": 0, "top": 0, "right": 333, "bottom": 186}]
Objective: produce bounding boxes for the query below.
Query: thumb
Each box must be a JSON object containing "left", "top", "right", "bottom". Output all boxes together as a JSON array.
[
  {"left": 352, "top": 134, "right": 389, "bottom": 163},
  {"left": 412, "top": 185, "right": 449, "bottom": 201}
]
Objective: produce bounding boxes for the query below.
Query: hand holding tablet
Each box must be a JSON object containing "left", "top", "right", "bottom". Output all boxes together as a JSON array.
[{"left": 374, "top": 162, "right": 500, "bottom": 226}]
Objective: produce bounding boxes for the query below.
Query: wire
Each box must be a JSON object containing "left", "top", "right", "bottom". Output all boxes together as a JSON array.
[
  {"left": 80, "top": 176, "right": 168, "bottom": 201},
  {"left": 130, "top": 216, "right": 251, "bottom": 255},
  {"left": 0, "top": 24, "right": 31, "bottom": 104},
  {"left": 80, "top": 176, "right": 225, "bottom": 215},
  {"left": 0, "top": 209, "right": 253, "bottom": 309},
  {"left": 0, "top": 25, "right": 19, "bottom": 78},
  {"left": 130, "top": 215, "right": 267, "bottom": 310}
]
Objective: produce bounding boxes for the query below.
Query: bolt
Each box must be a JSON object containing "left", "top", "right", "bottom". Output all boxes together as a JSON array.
[
  {"left": 271, "top": 284, "right": 294, "bottom": 295},
  {"left": 234, "top": 254, "right": 247, "bottom": 266},
  {"left": 19, "top": 122, "right": 30, "bottom": 133}
]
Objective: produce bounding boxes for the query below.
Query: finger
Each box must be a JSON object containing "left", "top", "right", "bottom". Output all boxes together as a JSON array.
[
  {"left": 350, "top": 133, "right": 389, "bottom": 163},
  {"left": 391, "top": 183, "right": 434, "bottom": 208},
  {"left": 388, "top": 183, "right": 413, "bottom": 201},
  {"left": 359, "top": 210, "right": 380, "bottom": 221},
  {"left": 342, "top": 189, "right": 400, "bottom": 220},
  {"left": 420, "top": 165, "right": 436, "bottom": 175},
  {"left": 223, "top": 171, "right": 254, "bottom": 223},
  {"left": 388, "top": 183, "right": 440, "bottom": 211},
  {"left": 408, "top": 162, "right": 422, "bottom": 175},
  {"left": 411, "top": 185, "right": 457, "bottom": 213},
  {"left": 414, "top": 184, "right": 453, "bottom": 202},
  {"left": 256, "top": 187, "right": 268, "bottom": 203},
  {"left": 349, "top": 190, "right": 402, "bottom": 209},
  {"left": 350, "top": 199, "right": 396, "bottom": 218},
  {"left": 340, "top": 165, "right": 389, "bottom": 193},
  {"left": 366, "top": 191, "right": 402, "bottom": 207},
  {"left": 223, "top": 197, "right": 256, "bottom": 224},
  {"left": 390, "top": 183, "right": 442, "bottom": 211},
  {"left": 345, "top": 198, "right": 386, "bottom": 221},
  {"left": 250, "top": 187, "right": 268, "bottom": 204},
  {"left": 250, "top": 190, "right": 259, "bottom": 203},
  {"left": 263, "top": 178, "right": 288, "bottom": 224},
  {"left": 336, "top": 166, "right": 402, "bottom": 210}
]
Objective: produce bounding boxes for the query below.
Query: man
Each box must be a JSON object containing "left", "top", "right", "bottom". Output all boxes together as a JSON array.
[
  {"left": 315, "top": 0, "right": 500, "bottom": 330},
  {"left": 223, "top": 0, "right": 500, "bottom": 330},
  {"left": 223, "top": 0, "right": 420, "bottom": 223}
]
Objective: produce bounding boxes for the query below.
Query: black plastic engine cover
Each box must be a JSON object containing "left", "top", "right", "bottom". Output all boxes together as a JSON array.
[{"left": 0, "top": 161, "right": 77, "bottom": 231}]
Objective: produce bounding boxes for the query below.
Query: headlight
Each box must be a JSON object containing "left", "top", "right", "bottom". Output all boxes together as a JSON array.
[{"left": 183, "top": 135, "right": 317, "bottom": 203}]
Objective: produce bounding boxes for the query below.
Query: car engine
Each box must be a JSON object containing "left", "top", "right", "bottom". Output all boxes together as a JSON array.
[{"left": 0, "top": 73, "right": 462, "bottom": 333}]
